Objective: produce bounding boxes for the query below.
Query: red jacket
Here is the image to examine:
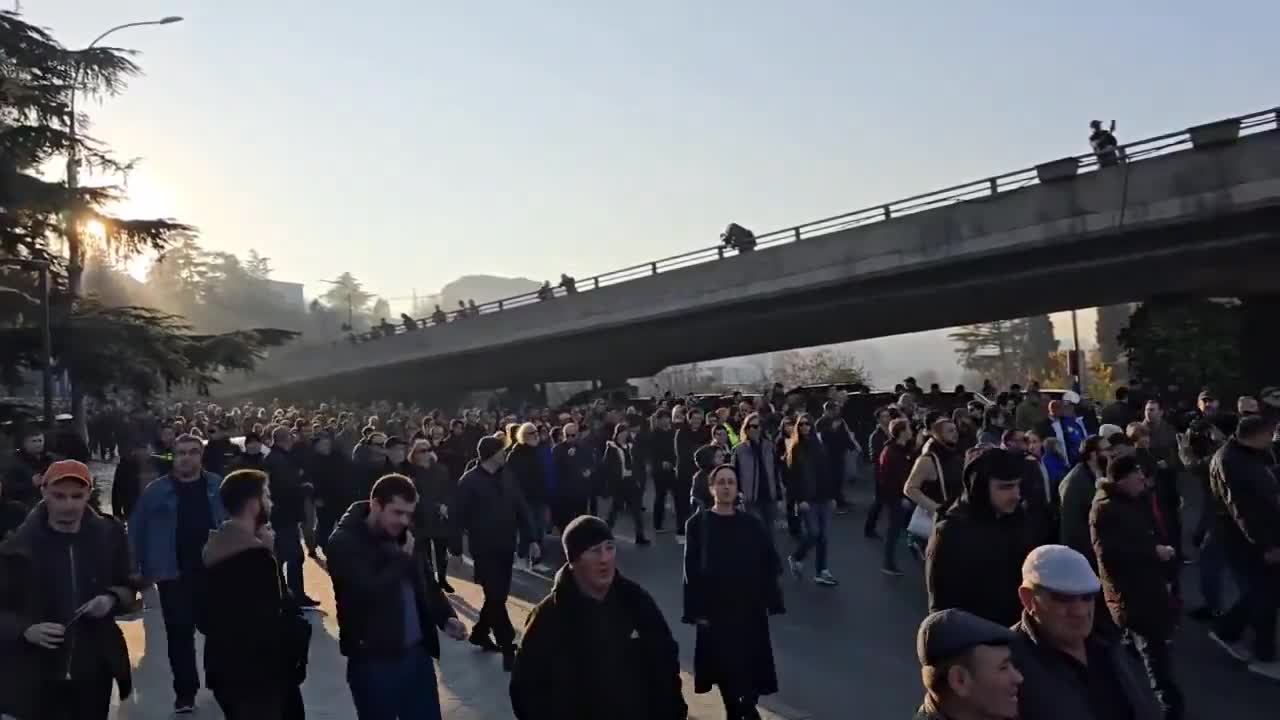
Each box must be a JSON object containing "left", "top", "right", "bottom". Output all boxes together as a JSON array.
[{"left": 878, "top": 442, "right": 914, "bottom": 497}]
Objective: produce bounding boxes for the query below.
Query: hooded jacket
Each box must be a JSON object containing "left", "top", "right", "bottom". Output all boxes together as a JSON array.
[
  {"left": 510, "top": 566, "right": 687, "bottom": 720},
  {"left": 325, "top": 502, "right": 456, "bottom": 659},
  {"left": 1089, "top": 480, "right": 1174, "bottom": 639},
  {"left": 925, "top": 450, "right": 1034, "bottom": 627},
  {"left": 198, "top": 521, "right": 309, "bottom": 695},
  {"left": 0, "top": 504, "right": 136, "bottom": 719}
]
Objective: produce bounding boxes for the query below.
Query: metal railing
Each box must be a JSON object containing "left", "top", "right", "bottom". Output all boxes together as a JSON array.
[{"left": 342, "top": 107, "right": 1279, "bottom": 345}]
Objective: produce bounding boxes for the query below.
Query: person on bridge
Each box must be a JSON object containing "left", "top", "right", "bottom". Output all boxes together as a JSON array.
[
  {"left": 913, "top": 609, "right": 1022, "bottom": 720},
  {"left": 326, "top": 473, "right": 469, "bottom": 719},
  {"left": 129, "top": 434, "right": 227, "bottom": 714},
  {"left": 510, "top": 515, "right": 687, "bottom": 720},
  {"left": 926, "top": 448, "right": 1034, "bottom": 627},
  {"left": 683, "top": 464, "right": 784, "bottom": 720},
  {"left": 1089, "top": 120, "right": 1121, "bottom": 166}
]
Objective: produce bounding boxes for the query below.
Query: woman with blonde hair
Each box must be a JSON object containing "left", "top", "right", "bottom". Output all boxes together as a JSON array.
[{"left": 507, "top": 422, "right": 549, "bottom": 567}]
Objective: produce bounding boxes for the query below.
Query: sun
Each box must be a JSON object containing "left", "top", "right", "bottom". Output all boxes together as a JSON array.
[{"left": 83, "top": 218, "right": 107, "bottom": 240}]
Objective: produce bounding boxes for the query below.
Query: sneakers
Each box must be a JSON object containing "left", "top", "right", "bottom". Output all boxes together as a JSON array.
[
  {"left": 787, "top": 556, "right": 803, "bottom": 580},
  {"left": 531, "top": 563, "right": 554, "bottom": 573},
  {"left": 1208, "top": 631, "right": 1252, "bottom": 663},
  {"left": 297, "top": 594, "right": 322, "bottom": 609},
  {"left": 1247, "top": 660, "right": 1280, "bottom": 681},
  {"left": 880, "top": 565, "right": 904, "bottom": 577},
  {"left": 174, "top": 697, "right": 196, "bottom": 714},
  {"left": 439, "top": 579, "right": 456, "bottom": 594},
  {"left": 815, "top": 570, "right": 839, "bottom": 587}
]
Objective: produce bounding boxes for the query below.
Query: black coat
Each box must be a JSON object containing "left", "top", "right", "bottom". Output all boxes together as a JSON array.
[
  {"left": 453, "top": 464, "right": 534, "bottom": 555},
  {"left": 675, "top": 426, "right": 711, "bottom": 480},
  {"left": 1210, "top": 438, "right": 1280, "bottom": 566},
  {"left": 552, "top": 440, "right": 595, "bottom": 500},
  {"left": 926, "top": 468, "right": 1034, "bottom": 627},
  {"left": 326, "top": 502, "right": 456, "bottom": 659},
  {"left": 601, "top": 441, "right": 640, "bottom": 498},
  {"left": 683, "top": 510, "right": 782, "bottom": 696},
  {"left": 784, "top": 438, "right": 834, "bottom": 503},
  {"left": 508, "top": 443, "right": 548, "bottom": 504},
  {"left": 264, "top": 447, "right": 306, "bottom": 525},
  {"left": 510, "top": 567, "right": 687, "bottom": 720},
  {"left": 0, "top": 505, "right": 137, "bottom": 719},
  {"left": 1058, "top": 463, "right": 1099, "bottom": 568},
  {"left": 307, "top": 451, "right": 357, "bottom": 516},
  {"left": 2, "top": 450, "right": 51, "bottom": 509},
  {"left": 407, "top": 461, "right": 456, "bottom": 540},
  {"left": 1090, "top": 481, "right": 1175, "bottom": 638},
  {"left": 197, "top": 522, "right": 310, "bottom": 696}
]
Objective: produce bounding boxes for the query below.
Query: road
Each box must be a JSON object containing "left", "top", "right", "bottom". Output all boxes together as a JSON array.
[{"left": 95, "top": 463, "right": 1277, "bottom": 719}]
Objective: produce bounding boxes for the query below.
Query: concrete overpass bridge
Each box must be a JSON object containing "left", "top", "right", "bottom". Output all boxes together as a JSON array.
[{"left": 223, "top": 108, "right": 1280, "bottom": 401}]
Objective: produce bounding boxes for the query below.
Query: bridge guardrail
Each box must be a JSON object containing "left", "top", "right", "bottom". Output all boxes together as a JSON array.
[{"left": 329, "top": 107, "right": 1280, "bottom": 347}]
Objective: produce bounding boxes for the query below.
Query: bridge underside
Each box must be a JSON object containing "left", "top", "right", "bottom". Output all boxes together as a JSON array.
[{"left": 227, "top": 205, "right": 1280, "bottom": 402}]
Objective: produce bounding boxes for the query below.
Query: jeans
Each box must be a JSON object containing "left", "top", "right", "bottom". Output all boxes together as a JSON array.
[
  {"left": 882, "top": 500, "right": 911, "bottom": 571},
  {"left": 651, "top": 469, "right": 678, "bottom": 531},
  {"left": 275, "top": 522, "right": 306, "bottom": 600},
  {"left": 1198, "top": 530, "right": 1228, "bottom": 612},
  {"left": 792, "top": 500, "right": 832, "bottom": 573},
  {"left": 1126, "top": 630, "right": 1184, "bottom": 720},
  {"left": 864, "top": 483, "right": 886, "bottom": 536},
  {"left": 347, "top": 645, "right": 442, "bottom": 720},
  {"left": 472, "top": 549, "right": 517, "bottom": 647},
  {"left": 1214, "top": 563, "right": 1278, "bottom": 662},
  {"left": 519, "top": 502, "right": 549, "bottom": 559},
  {"left": 157, "top": 579, "right": 201, "bottom": 701}
]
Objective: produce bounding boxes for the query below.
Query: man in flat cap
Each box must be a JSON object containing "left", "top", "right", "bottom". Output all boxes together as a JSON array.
[
  {"left": 1010, "top": 545, "right": 1161, "bottom": 720},
  {"left": 510, "top": 515, "right": 687, "bottom": 720},
  {"left": 914, "top": 609, "right": 1021, "bottom": 720}
]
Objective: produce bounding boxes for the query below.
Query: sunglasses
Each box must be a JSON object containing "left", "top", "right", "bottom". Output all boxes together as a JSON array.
[{"left": 747, "top": 423, "right": 761, "bottom": 429}]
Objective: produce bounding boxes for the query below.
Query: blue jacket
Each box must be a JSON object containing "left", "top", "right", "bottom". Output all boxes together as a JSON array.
[{"left": 128, "top": 472, "right": 227, "bottom": 581}]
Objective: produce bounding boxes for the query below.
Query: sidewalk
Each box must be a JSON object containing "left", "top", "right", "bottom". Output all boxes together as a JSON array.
[{"left": 110, "top": 553, "right": 798, "bottom": 719}]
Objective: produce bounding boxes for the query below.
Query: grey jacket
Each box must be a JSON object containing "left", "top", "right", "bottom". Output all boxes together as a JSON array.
[
  {"left": 1010, "top": 614, "right": 1161, "bottom": 720},
  {"left": 732, "top": 440, "right": 780, "bottom": 505}
]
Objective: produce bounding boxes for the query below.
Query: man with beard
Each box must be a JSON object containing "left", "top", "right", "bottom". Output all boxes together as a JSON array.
[
  {"left": 0, "top": 461, "right": 137, "bottom": 720},
  {"left": 454, "top": 436, "right": 540, "bottom": 670},
  {"left": 905, "top": 418, "right": 965, "bottom": 521},
  {"left": 3, "top": 426, "right": 52, "bottom": 509},
  {"left": 199, "top": 469, "right": 310, "bottom": 718},
  {"left": 129, "top": 434, "right": 227, "bottom": 714},
  {"left": 510, "top": 516, "right": 687, "bottom": 720},
  {"left": 328, "top": 474, "right": 469, "bottom": 717},
  {"left": 926, "top": 449, "right": 1035, "bottom": 626}
]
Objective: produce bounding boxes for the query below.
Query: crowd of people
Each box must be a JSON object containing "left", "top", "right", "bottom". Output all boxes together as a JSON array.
[{"left": 0, "top": 377, "right": 1278, "bottom": 719}]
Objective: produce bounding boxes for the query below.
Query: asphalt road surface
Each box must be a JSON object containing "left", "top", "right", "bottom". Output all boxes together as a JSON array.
[{"left": 94, "top": 462, "right": 1278, "bottom": 719}]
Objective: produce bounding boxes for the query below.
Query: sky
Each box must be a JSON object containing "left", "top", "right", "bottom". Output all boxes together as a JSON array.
[{"left": 24, "top": 0, "right": 1280, "bottom": 344}]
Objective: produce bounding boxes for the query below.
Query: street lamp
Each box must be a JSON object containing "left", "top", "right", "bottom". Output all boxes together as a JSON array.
[{"left": 64, "top": 15, "right": 184, "bottom": 294}]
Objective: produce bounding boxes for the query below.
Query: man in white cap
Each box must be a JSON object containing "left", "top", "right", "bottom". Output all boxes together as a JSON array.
[{"left": 1010, "top": 545, "right": 1160, "bottom": 720}]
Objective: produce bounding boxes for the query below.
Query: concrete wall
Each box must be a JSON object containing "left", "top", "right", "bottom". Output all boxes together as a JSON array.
[{"left": 222, "top": 130, "right": 1280, "bottom": 400}]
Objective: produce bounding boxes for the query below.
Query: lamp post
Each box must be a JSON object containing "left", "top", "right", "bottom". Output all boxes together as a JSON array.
[{"left": 64, "top": 15, "right": 183, "bottom": 296}]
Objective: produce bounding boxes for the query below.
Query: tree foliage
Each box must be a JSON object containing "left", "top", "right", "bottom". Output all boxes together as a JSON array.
[
  {"left": 772, "top": 349, "right": 870, "bottom": 388},
  {"left": 1095, "top": 304, "right": 1131, "bottom": 366},
  {"left": 950, "top": 316, "right": 1059, "bottom": 388},
  {"left": 1119, "top": 296, "right": 1241, "bottom": 399},
  {"left": 322, "top": 272, "right": 373, "bottom": 315}
]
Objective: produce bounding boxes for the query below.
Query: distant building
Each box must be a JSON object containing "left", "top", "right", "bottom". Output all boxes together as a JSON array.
[{"left": 265, "top": 279, "right": 306, "bottom": 311}]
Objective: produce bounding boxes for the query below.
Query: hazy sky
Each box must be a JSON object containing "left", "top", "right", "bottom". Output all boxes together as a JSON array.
[{"left": 28, "top": 1, "right": 1280, "bottom": 333}]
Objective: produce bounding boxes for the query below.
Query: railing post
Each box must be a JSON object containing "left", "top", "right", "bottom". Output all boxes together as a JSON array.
[
  {"left": 717, "top": 247, "right": 724, "bottom": 259},
  {"left": 497, "top": 300, "right": 503, "bottom": 311},
  {"left": 651, "top": 262, "right": 658, "bottom": 275},
  {"left": 989, "top": 177, "right": 998, "bottom": 195},
  {"left": 793, "top": 227, "right": 801, "bottom": 242},
  {"left": 882, "top": 205, "right": 891, "bottom": 220},
  {"left": 593, "top": 277, "right": 600, "bottom": 290}
]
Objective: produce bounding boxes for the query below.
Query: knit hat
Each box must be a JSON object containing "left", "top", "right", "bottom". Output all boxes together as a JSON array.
[
  {"left": 562, "top": 515, "right": 614, "bottom": 563},
  {"left": 476, "top": 435, "right": 506, "bottom": 463}
]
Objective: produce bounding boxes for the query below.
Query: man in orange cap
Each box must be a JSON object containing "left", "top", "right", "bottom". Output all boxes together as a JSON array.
[{"left": 0, "top": 460, "right": 137, "bottom": 719}]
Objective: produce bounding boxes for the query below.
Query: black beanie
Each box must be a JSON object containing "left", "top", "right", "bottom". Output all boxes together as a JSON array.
[{"left": 562, "top": 515, "right": 614, "bottom": 563}]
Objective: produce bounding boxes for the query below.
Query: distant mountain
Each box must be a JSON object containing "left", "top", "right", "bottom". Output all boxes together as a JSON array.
[{"left": 438, "top": 275, "right": 542, "bottom": 310}]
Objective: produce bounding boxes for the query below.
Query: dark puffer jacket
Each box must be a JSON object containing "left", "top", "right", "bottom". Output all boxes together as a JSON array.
[
  {"left": 1090, "top": 480, "right": 1175, "bottom": 639},
  {"left": 926, "top": 450, "right": 1035, "bottom": 627}
]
